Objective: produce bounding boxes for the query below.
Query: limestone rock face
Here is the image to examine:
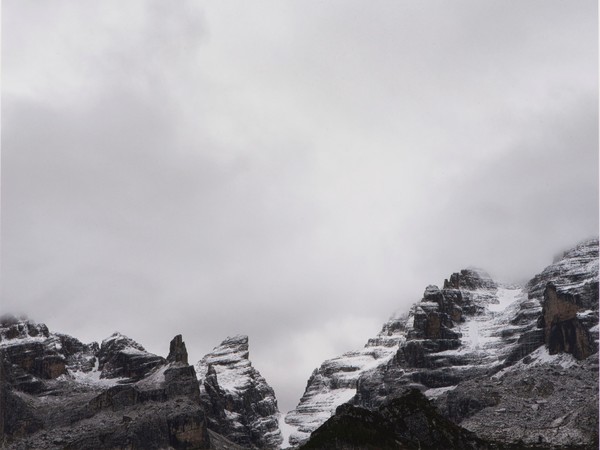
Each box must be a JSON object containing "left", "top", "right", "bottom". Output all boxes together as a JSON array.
[
  {"left": 168, "top": 334, "right": 189, "bottom": 364},
  {"left": 284, "top": 314, "right": 407, "bottom": 446},
  {"left": 97, "top": 332, "right": 166, "bottom": 381},
  {"left": 540, "top": 283, "right": 595, "bottom": 359},
  {"left": 354, "top": 268, "right": 507, "bottom": 409},
  {"left": 0, "top": 316, "right": 70, "bottom": 394},
  {"left": 526, "top": 239, "right": 599, "bottom": 304},
  {"left": 285, "top": 267, "right": 501, "bottom": 446},
  {"left": 288, "top": 239, "right": 599, "bottom": 448},
  {"left": 195, "top": 335, "right": 283, "bottom": 449},
  {"left": 1, "top": 329, "right": 229, "bottom": 449}
]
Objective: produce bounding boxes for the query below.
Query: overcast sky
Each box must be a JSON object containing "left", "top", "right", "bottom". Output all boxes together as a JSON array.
[{"left": 2, "top": 1, "right": 598, "bottom": 413}]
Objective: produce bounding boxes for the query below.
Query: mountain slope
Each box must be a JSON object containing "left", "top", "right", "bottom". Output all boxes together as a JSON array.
[
  {"left": 282, "top": 313, "right": 407, "bottom": 446},
  {"left": 286, "top": 238, "right": 599, "bottom": 448},
  {"left": 0, "top": 324, "right": 211, "bottom": 449},
  {"left": 195, "top": 335, "right": 283, "bottom": 449}
]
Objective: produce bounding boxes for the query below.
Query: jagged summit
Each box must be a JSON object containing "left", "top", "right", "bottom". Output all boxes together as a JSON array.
[
  {"left": 0, "top": 327, "right": 214, "bottom": 448},
  {"left": 527, "top": 237, "right": 598, "bottom": 301},
  {"left": 287, "top": 239, "right": 599, "bottom": 448},
  {"left": 167, "top": 334, "right": 189, "bottom": 364},
  {"left": 0, "top": 315, "right": 51, "bottom": 344},
  {"left": 2, "top": 239, "right": 597, "bottom": 449},
  {"left": 195, "top": 335, "right": 283, "bottom": 449},
  {"left": 443, "top": 267, "right": 497, "bottom": 291},
  {"left": 97, "top": 331, "right": 165, "bottom": 380},
  {"left": 283, "top": 265, "right": 502, "bottom": 446}
]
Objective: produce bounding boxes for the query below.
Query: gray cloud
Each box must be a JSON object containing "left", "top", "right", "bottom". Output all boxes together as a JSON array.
[{"left": 2, "top": 0, "right": 597, "bottom": 412}]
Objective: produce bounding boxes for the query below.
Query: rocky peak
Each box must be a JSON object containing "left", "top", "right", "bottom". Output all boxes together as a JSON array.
[
  {"left": 167, "top": 334, "right": 188, "bottom": 365},
  {"left": 527, "top": 238, "right": 599, "bottom": 302},
  {"left": 97, "top": 332, "right": 165, "bottom": 380},
  {"left": 204, "top": 334, "right": 250, "bottom": 364},
  {"left": 284, "top": 267, "right": 502, "bottom": 446},
  {"left": 0, "top": 318, "right": 68, "bottom": 392},
  {"left": 196, "top": 335, "right": 282, "bottom": 449},
  {"left": 443, "top": 268, "right": 497, "bottom": 291},
  {"left": 0, "top": 315, "right": 50, "bottom": 343}
]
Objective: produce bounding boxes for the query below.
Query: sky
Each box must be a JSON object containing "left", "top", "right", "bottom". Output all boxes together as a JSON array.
[{"left": 1, "top": 1, "right": 598, "bottom": 414}]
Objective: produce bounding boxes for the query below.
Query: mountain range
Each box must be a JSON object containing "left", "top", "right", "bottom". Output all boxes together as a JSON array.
[{"left": 1, "top": 238, "right": 598, "bottom": 449}]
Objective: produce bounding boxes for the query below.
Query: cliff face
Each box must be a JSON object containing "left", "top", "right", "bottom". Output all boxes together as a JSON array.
[
  {"left": 195, "top": 335, "right": 283, "bottom": 449},
  {"left": 440, "top": 239, "right": 599, "bottom": 447},
  {"left": 1, "top": 324, "right": 283, "bottom": 449},
  {"left": 0, "top": 324, "right": 221, "bottom": 449},
  {"left": 290, "top": 239, "right": 599, "bottom": 448},
  {"left": 284, "top": 267, "right": 506, "bottom": 445},
  {"left": 282, "top": 311, "right": 407, "bottom": 446}
]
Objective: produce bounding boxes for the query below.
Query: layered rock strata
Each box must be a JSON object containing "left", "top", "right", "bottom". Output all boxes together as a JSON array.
[
  {"left": 287, "top": 239, "right": 599, "bottom": 448},
  {"left": 195, "top": 335, "right": 282, "bottom": 449},
  {"left": 0, "top": 320, "right": 259, "bottom": 449},
  {"left": 1, "top": 325, "right": 211, "bottom": 449}
]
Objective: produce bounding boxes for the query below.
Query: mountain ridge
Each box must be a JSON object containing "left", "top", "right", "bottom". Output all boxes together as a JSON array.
[
  {"left": 285, "top": 238, "right": 598, "bottom": 448},
  {"left": 1, "top": 238, "right": 598, "bottom": 449}
]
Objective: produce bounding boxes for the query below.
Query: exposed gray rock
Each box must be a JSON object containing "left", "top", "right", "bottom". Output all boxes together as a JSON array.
[
  {"left": 168, "top": 334, "right": 189, "bottom": 364},
  {"left": 195, "top": 335, "right": 282, "bottom": 449},
  {"left": 97, "top": 332, "right": 166, "bottom": 381},
  {"left": 540, "top": 283, "right": 596, "bottom": 359},
  {"left": 0, "top": 318, "right": 71, "bottom": 394},
  {"left": 1, "top": 331, "right": 216, "bottom": 449},
  {"left": 437, "top": 353, "right": 599, "bottom": 447},
  {"left": 300, "top": 389, "right": 500, "bottom": 450},
  {"left": 288, "top": 239, "right": 599, "bottom": 448},
  {"left": 284, "top": 313, "right": 407, "bottom": 446}
]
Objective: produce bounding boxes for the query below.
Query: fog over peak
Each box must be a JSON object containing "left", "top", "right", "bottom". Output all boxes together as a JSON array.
[{"left": 2, "top": 0, "right": 597, "bottom": 412}]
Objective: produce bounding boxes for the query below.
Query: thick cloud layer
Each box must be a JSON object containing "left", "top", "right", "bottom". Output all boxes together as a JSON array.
[{"left": 2, "top": 1, "right": 597, "bottom": 412}]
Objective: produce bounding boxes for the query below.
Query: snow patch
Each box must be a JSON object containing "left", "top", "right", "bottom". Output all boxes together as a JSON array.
[
  {"left": 0, "top": 335, "right": 47, "bottom": 348},
  {"left": 493, "top": 346, "right": 578, "bottom": 379},
  {"left": 69, "top": 359, "right": 127, "bottom": 387},
  {"left": 278, "top": 413, "right": 296, "bottom": 449},
  {"left": 424, "top": 385, "right": 456, "bottom": 399},
  {"left": 136, "top": 364, "right": 169, "bottom": 389},
  {"left": 488, "top": 287, "right": 521, "bottom": 313}
]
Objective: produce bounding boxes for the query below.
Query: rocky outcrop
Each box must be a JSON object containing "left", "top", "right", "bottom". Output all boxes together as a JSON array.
[
  {"left": 299, "top": 389, "right": 527, "bottom": 450},
  {"left": 97, "top": 332, "right": 166, "bottom": 381},
  {"left": 0, "top": 316, "right": 70, "bottom": 394},
  {"left": 353, "top": 269, "right": 512, "bottom": 411},
  {"left": 195, "top": 335, "right": 282, "bottom": 449},
  {"left": 300, "top": 387, "right": 597, "bottom": 450},
  {"left": 438, "top": 351, "right": 599, "bottom": 448},
  {"left": 168, "top": 334, "right": 189, "bottom": 364},
  {"left": 285, "top": 267, "right": 504, "bottom": 446},
  {"left": 283, "top": 313, "right": 407, "bottom": 446},
  {"left": 526, "top": 239, "right": 599, "bottom": 303},
  {"left": 540, "top": 283, "right": 595, "bottom": 359}
]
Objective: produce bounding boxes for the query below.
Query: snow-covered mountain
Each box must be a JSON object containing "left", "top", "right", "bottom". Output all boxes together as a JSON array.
[
  {"left": 0, "top": 322, "right": 214, "bottom": 448},
  {"left": 287, "top": 239, "right": 599, "bottom": 448},
  {"left": 282, "top": 308, "right": 407, "bottom": 446},
  {"left": 0, "top": 320, "right": 271, "bottom": 449},
  {"left": 195, "top": 335, "right": 283, "bottom": 449},
  {"left": 2, "top": 238, "right": 597, "bottom": 449}
]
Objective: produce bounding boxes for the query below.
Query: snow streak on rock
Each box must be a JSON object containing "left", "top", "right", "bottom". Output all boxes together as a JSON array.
[
  {"left": 195, "top": 335, "right": 283, "bottom": 449},
  {"left": 286, "top": 240, "right": 599, "bottom": 448},
  {"left": 283, "top": 314, "right": 407, "bottom": 445}
]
